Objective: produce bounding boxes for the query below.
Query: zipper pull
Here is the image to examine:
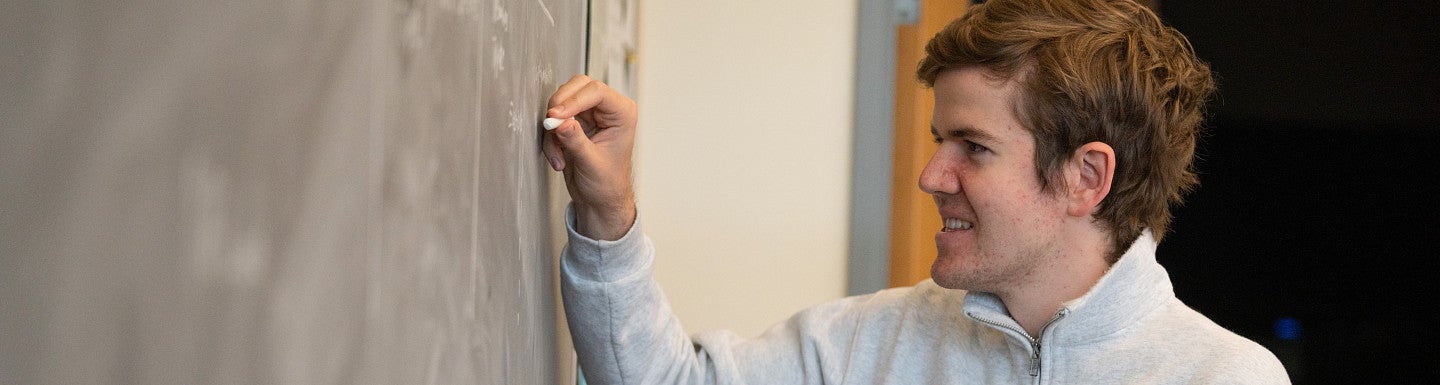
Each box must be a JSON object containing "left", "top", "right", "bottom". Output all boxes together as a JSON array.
[
  {"left": 1029, "top": 309, "right": 1066, "bottom": 378},
  {"left": 1029, "top": 340, "right": 1041, "bottom": 377}
]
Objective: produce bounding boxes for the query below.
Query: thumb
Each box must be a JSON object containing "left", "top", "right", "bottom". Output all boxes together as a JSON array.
[{"left": 552, "top": 120, "right": 600, "bottom": 169}]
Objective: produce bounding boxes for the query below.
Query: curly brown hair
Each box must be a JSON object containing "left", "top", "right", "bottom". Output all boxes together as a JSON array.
[{"left": 917, "top": 0, "right": 1216, "bottom": 262}]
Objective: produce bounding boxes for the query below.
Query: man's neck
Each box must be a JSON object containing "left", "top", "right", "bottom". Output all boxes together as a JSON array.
[{"left": 997, "top": 230, "right": 1113, "bottom": 338}]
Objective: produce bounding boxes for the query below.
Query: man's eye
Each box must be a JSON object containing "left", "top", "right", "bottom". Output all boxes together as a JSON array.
[{"left": 967, "top": 141, "right": 989, "bottom": 153}]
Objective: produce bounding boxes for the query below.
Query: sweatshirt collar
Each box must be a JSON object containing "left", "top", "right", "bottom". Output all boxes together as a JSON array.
[{"left": 961, "top": 229, "right": 1174, "bottom": 345}]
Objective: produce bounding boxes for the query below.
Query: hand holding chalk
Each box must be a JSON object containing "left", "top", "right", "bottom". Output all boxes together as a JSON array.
[{"left": 541, "top": 74, "right": 637, "bottom": 241}]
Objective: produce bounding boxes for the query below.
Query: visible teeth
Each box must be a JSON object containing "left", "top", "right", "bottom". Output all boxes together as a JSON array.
[{"left": 944, "top": 218, "right": 972, "bottom": 230}]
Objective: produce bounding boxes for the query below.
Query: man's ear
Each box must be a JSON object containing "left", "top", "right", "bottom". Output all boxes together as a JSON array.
[{"left": 1066, "top": 142, "right": 1115, "bottom": 217}]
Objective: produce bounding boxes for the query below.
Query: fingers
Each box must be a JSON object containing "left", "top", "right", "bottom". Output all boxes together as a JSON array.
[
  {"left": 547, "top": 74, "right": 592, "bottom": 115},
  {"left": 548, "top": 80, "right": 599, "bottom": 118},
  {"left": 543, "top": 75, "right": 594, "bottom": 171},
  {"left": 547, "top": 77, "right": 632, "bottom": 122}
]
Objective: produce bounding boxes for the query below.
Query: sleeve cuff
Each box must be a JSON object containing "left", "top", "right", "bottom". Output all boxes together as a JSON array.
[{"left": 563, "top": 203, "right": 651, "bottom": 283}]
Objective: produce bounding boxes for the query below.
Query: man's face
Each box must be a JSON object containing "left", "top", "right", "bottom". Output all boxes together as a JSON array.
[{"left": 921, "top": 67, "right": 1069, "bottom": 293}]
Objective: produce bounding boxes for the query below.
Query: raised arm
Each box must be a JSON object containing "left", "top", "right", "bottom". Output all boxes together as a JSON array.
[{"left": 545, "top": 76, "right": 854, "bottom": 384}]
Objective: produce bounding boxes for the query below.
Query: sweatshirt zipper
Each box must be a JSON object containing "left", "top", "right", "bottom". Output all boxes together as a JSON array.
[{"left": 967, "top": 309, "right": 1070, "bottom": 379}]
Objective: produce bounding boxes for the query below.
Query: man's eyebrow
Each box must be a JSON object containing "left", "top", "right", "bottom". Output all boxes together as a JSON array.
[{"left": 931, "top": 125, "right": 998, "bottom": 143}]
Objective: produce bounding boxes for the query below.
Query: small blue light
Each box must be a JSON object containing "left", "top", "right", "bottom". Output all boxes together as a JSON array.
[{"left": 1274, "top": 317, "right": 1302, "bottom": 341}]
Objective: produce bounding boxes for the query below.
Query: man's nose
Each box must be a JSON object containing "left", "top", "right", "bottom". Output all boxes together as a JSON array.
[{"left": 918, "top": 152, "right": 957, "bottom": 196}]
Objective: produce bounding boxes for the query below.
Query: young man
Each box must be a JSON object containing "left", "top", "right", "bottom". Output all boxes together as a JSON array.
[{"left": 542, "top": 0, "right": 1289, "bottom": 383}]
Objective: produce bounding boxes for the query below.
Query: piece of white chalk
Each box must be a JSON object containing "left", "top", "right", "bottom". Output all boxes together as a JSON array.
[{"left": 543, "top": 117, "right": 565, "bottom": 130}]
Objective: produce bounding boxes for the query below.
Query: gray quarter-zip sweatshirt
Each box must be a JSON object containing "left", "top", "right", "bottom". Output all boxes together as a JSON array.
[{"left": 561, "top": 209, "right": 1290, "bottom": 384}]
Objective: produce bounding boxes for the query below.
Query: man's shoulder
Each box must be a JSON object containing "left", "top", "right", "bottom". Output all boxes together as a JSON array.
[
  {"left": 1139, "top": 299, "right": 1291, "bottom": 382},
  {"left": 1154, "top": 299, "right": 1270, "bottom": 349}
]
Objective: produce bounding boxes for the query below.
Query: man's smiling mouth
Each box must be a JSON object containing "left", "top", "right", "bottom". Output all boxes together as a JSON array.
[{"left": 942, "top": 218, "right": 973, "bottom": 232}]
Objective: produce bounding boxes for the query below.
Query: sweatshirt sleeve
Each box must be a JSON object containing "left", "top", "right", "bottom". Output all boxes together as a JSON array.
[
  {"left": 560, "top": 205, "right": 727, "bottom": 384},
  {"left": 559, "top": 205, "right": 860, "bottom": 385}
]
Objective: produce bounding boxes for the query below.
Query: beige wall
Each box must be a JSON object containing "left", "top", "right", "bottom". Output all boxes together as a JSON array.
[{"left": 634, "top": 0, "right": 858, "bottom": 337}]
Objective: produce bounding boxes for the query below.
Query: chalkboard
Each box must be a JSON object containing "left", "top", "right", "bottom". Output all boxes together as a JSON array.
[{"left": 0, "top": 0, "right": 584, "bottom": 384}]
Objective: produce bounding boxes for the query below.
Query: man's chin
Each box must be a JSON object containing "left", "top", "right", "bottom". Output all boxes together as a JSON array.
[
  {"left": 930, "top": 262, "right": 971, "bottom": 290},
  {"left": 932, "top": 255, "right": 1002, "bottom": 292}
]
